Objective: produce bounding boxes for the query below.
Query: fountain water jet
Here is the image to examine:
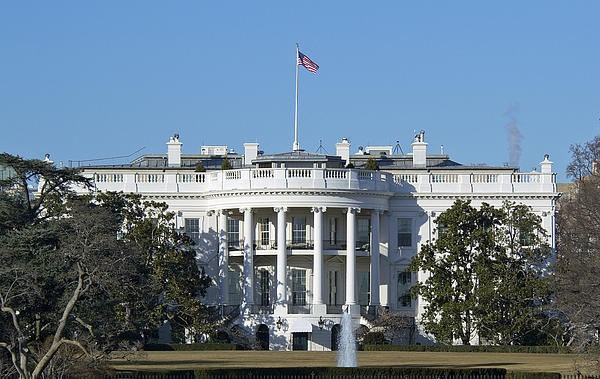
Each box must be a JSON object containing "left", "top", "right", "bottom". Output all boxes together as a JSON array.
[{"left": 337, "top": 309, "right": 357, "bottom": 367}]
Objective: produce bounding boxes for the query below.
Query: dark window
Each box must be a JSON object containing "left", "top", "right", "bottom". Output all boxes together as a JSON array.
[
  {"left": 227, "top": 219, "right": 240, "bottom": 249},
  {"left": 398, "top": 218, "right": 412, "bottom": 247},
  {"left": 397, "top": 271, "right": 412, "bottom": 307},
  {"left": 185, "top": 218, "right": 199, "bottom": 244},
  {"left": 258, "top": 270, "right": 270, "bottom": 306},
  {"left": 292, "top": 217, "right": 306, "bottom": 244},
  {"left": 256, "top": 324, "right": 269, "bottom": 350},
  {"left": 292, "top": 332, "right": 309, "bottom": 350},
  {"left": 292, "top": 269, "right": 307, "bottom": 306}
]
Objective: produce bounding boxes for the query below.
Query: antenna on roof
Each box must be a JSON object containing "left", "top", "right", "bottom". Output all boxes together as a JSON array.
[
  {"left": 392, "top": 140, "right": 404, "bottom": 155},
  {"left": 315, "top": 139, "right": 328, "bottom": 154}
]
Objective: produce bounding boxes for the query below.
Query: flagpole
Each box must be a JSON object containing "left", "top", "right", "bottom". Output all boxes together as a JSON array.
[{"left": 293, "top": 43, "right": 299, "bottom": 151}]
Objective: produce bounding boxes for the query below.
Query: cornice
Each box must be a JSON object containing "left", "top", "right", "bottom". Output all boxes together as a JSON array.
[
  {"left": 202, "top": 189, "right": 395, "bottom": 199},
  {"left": 393, "top": 192, "right": 560, "bottom": 201}
]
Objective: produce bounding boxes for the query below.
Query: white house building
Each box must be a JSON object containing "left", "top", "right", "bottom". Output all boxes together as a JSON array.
[{"left": 72, "top": 131, "right": 558, "bottom": 350}]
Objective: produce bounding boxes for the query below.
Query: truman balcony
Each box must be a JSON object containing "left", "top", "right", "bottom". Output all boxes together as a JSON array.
[{"left": 90, "top": 167, "right": 557, "bottom": 194}]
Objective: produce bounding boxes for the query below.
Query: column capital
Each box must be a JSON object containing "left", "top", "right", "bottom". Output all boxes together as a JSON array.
[
  {"left": 206, "top": 210, "right": 215, "bottom": 216},
  {"left": 343, "top": 207, "right": 361, "bottom": 214},
  {"left": 311, "top": 206, "right": 327, "bottom": 213},
  {"left": 273, "top": 206, "right": 288, "bottom": 213},
  {"left": 239, "top": 207, "right": 254, "bottom": 214}
]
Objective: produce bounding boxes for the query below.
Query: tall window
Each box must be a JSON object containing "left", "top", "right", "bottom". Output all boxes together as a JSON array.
[
  {"left": 258, "top": 270, "right": 270, "bottom": 306},
  {"left": 292, "top": 269, "right": 307, "bottom": 305},
  {"left": 228, "top": 270, "right": 241, "bottom": 305},
  {"left": 358, "top": 271, "right": 370, "bottom": 306},
  {"left": 258, "top": 218, "right": 270, "bottom": 247},
  {"left": 292, "top": 217, "right": 306, "bottom": 244},
  {"left": 519, "top": 225, "right": 534, "bottom": 246},
  {"left": 357, "top": 218, "right": 370, "bottom": 250},
  {"left": 329, "top": 217, "right": 337, "bottom": 245},
  {"left": 397, "top": 271, "right": 412, "bottom": 307},
  {"left": 228, "top": 219, "right": 240, "bottom": 249},
  {"left": 185, "top": 218, "right": 200, "bottom": 244},
  {"left": 398, "top": 218, "right": 412, "bottom": 247}
]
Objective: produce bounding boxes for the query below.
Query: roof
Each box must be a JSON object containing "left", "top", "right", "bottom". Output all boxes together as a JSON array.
[{"left": 253, "top": 151, "right": 343, "bottom": 164}]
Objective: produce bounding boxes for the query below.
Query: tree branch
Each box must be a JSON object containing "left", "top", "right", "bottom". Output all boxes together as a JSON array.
[{"left": 0, "top": 342, "right": 25, "bottom": 379}]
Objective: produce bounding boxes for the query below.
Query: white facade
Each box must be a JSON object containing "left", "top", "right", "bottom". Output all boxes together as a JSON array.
[{"left": 74, "top": 133, "right": 558, "bottom": 350}]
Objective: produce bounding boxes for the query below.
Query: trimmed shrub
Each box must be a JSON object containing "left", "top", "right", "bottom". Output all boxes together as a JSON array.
[
  {"left": 194, "top": 367, "right": 508, "bottom": 378},
  {"left": 220, "top": 158, "right": 232, "bottom": 170},
  {"left": 194, "top": 162, "right": 206, "bottom": 172},
  {"left": 364, "top": 157, "right": 379, "bottom": 171},
  {"left": 362, "top": 331, "right": 386, "bottom": 345},
  {"left": 143, "top": 343, "right": 241, "bottom": 351},
  {"left": 363, "top": 344, "right": 571, "bottom": 353}
]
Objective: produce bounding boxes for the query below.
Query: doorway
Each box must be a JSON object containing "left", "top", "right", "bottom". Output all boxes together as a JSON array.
[{"left": 256, "top": 324, "right": 269, "bottom": 350}]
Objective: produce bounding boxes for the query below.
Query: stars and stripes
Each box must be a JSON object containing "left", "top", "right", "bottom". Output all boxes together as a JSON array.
[{"left": 297, "top": 51, "right": 319, "bottom": 74}]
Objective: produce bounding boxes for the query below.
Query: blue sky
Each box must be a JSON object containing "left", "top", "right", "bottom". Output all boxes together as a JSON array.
[{"left": 1, "top": 1, "right": 599, "bottom": 182}]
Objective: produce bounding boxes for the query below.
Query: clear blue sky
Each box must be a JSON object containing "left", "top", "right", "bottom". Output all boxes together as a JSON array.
[{"left": 2, "top": 1, "right": 599, "bottom": 182}]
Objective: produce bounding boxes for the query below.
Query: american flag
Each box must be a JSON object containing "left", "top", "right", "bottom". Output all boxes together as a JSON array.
[{"left": 297, "top": 51, "right": 319, "bottom": 74}]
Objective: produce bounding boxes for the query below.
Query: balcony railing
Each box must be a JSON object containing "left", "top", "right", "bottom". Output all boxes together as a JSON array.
[
  {"left": 289, "top": 304, "right": 312, "bottom": 314},
  {"left": 286, "top": 239, "right": 314, "bottom": 250},
  {"left": 89, "top": 167, "right": 556, "bottom": 195},
  {"left": 250, "top": 304, "right": 274, "bottom": 314},
  {"left": 228, "top": 240, "right": 244, "bottom": 251}
]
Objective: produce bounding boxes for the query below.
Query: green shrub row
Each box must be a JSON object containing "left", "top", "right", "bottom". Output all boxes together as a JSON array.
[
  {"left": 194, "top": 366, "right": 509, "bottom": 377},
  {"left": 143, "top": 343, "right": 242, "bottom": 351},
  {"left": 363, "top": 344, "right": 571, "bottom": 354}
]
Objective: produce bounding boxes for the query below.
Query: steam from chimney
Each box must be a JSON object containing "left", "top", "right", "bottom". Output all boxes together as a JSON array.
[{"left": 504, "top": 104, "right": 522, "bottom": 167}]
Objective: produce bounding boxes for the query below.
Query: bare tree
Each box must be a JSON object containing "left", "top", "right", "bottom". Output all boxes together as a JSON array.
[{"left": 556, "top": 136, "right": 600, "bottom": 372}]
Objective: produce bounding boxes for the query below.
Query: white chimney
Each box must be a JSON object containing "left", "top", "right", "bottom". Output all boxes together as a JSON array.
[
  {"left": 335, "top": 138, "right": 351, "bottom": 166},
  {"left": 411, "top": 130, "right": 428, "bottom": 169},
  {"left": 243, "top": 143, "right": 259, "bottom": 166},
  {"left": 166, "top": 134, "right": 182, "bottom": 167},
  {"left": 540, "top": 154, "right": 553, "bottom": 174}
]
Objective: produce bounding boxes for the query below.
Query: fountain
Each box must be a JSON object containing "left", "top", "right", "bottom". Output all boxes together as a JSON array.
[{"left": 337, "top": 308, "right": 357, "bottom": 367}]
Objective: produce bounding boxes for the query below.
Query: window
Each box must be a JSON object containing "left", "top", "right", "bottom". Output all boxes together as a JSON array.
[
  {"left": 357, "top": 218, "right": 370, "bottom": 246},
  {"left": 258, "top": 218, "right": 270, "bottom": 247},
  {"left": 519, "top": 226, "right": 535, "bottom": 246},
  {"left": 398, "top": 218, "right": 412, "bottom": 247},
  {"left": 228, "top": 270, "right": 241, "bottom": 305},
  {"left": 292, "top": 269, "right": 307, "bottom": 305},
  {"left": 228, "top": 219, "right": 240, "bottom": 249},
  {"left": 358, "top": 271, "right": 370, "bottom": 306},
  {"left": 258, "top": 269, "right": 270, "bottom": 306},
  {"left": 329, "top": 217, "right": 337, "bottom": 245},
  {"left": 292, "top": 217, "right": 306, "bottom": 244},
  {"left": 397, "top": 271, "right": 412, "bottom": 307},
  {"left": 185, "top": 218, "right": 200, "bottom": 244},
  {"left": 436, "top": 222, "right": 448, "bottom": 237}
]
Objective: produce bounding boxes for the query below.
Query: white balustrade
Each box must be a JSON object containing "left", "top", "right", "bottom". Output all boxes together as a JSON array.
[{"left": 87, "top": 168, "right": 556, "bottom": 194}]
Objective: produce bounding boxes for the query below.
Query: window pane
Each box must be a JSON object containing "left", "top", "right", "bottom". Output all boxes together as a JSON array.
[
  {"left": 259, "top": 218, "right": 270, "bottom": 246},
  {"left": 397, "top": 271, "right": 412, "bottom": 307},
  {"left": 228, "top": 271, "right": 241, "bottom": 305},
  {"left": 358, "top": 271, "right": 370, "bottom": 305},
  {"left": 357, "top": 218, "right": 370, "bottom": 244},
  {"left": 329, "top": 217, "right": 337, "bottom": 245},
  {"left": 292, "top": 217, "right": 306, "bottom": 244},
  {"left": 185, "top": 218, "right": 200, "bottom": 244},
  {"left": 292, "top": 269, "right": 306, "bottom": 305},
  {"left": 398, "top": 218, "right": 412, "bottom": 247},
  {"left": 259, "top": 270, "right": 270, "bottom": 306},
  {"left": 228, "top": 219, "right": 240, "bottom": 248}
]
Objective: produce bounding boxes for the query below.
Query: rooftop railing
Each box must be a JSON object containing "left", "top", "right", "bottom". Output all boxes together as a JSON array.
[{"left": 89, "top": 168, "right": 556, "bottom": 194}]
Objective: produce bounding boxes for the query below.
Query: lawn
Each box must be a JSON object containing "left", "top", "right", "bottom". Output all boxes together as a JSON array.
[{"left": 110, "top": 351, "right": 579, "bottom": 375}]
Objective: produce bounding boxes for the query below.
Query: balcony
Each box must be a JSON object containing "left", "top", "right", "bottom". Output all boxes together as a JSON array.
[
  {"left": 90, "top": 167, "right": 556, "bottom": 195},
  {"left": 250, "top": 304, "right": 274, "bottom": 315},
  {"left": 286, "top": 239, "right": 314, "bottom": 250}
]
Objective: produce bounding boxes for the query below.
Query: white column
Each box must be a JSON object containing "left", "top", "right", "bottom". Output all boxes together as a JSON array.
[
  {"left": 370, "top": 210, "right": 381, "bottom": 307},
  {"left": 275, "top": 207, "right": 288, "bottom": 306},
  {"left": 345, "top": 207, "right": 359, "bottom": 305},
  {"left": 241, "top": 208, "right": 254, "bottom": 307},
  {"left": 218, "top": 210, "right": 229, "bottom": 305},
  {"left": 312, "top": 206, "right": 325, "bottom": 305}
]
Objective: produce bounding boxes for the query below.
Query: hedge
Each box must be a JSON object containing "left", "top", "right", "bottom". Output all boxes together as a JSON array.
[
  {"left": 363, "top": 344, "right": 571, "bottom": 354},
  {"left": 143, "top": 343, "right": 242, "bottom": 351},
  {"left": 194, "top": 367, "right": 510, "bottom": 378}
]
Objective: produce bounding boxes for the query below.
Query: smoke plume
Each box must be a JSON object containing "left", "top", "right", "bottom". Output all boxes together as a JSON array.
[{"left": 504, "top": 104, "right": 522, "bottom": 167}]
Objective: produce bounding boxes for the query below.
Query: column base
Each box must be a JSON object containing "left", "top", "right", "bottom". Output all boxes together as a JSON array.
[{"left": 345, "top": 304, "right": 361, "bottom": 315}]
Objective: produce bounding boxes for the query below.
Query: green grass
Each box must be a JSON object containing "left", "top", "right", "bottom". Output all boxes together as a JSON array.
[{"left": 110, "top": 351, "right": 579, "bottom": 375}]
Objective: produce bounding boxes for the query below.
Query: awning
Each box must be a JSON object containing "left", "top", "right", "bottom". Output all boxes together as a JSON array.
[{"left": 289, "top": 318, "right": 313, "bottom": 333}]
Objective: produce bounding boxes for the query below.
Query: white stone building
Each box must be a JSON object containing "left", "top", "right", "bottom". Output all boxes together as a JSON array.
[{"left": 74, "top": 131, "right": 558, "bottom": 350}]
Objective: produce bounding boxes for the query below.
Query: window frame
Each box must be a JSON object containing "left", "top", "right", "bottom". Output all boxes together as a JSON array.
[{"left": 397, "top": 218, "right": 412, "bottom": 247}]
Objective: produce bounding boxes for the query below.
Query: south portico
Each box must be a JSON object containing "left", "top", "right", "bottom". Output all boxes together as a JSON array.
[{"left": 211, "top": 202, "right": 389, "bottom": 318}]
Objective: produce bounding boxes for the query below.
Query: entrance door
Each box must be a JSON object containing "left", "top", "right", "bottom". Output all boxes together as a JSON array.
[
  {"left": 331, "top": 324, "right": 340, "bottom": 351},
  {"left": 292, "top": 332, "right": 309, "bottom": 350},
  {"left": 328, "top": 271, "right": 338, "bottom": 305},
  {"left": 256, "top": 324, "right": 269, "bottom": 350}
]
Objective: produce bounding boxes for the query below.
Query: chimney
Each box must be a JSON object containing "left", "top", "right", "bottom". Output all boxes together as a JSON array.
[
  {"left": 335, "top": 138, "right": 351, "bottom": 166},
  {"left": 243, "top": 143, "right": 259, "bottom": 166},
  {"left": 166, "top": 133, "right": 182, "bottom": 167},
  {"left": 540, "top": 154, "right": 553, "bottom": 174},
  {"left": 411, "top": 130, "right": 428, "bottom": 168}
]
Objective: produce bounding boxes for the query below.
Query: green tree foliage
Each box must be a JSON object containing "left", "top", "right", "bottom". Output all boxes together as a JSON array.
[
  {"left": 0, "top": 154, "right": 213, "bottom": 378},
  {"left": 364, "top": 157, "right": 379, "bottom": 171},
  {"left": 409, "top": 200, "right": 552, "bottom": 345},
  {"left": 220, "top": 158, "right": 232, "bottom": 170},
  {"left": 195, "top": 162, "right": 206, "bottom": 172}
]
